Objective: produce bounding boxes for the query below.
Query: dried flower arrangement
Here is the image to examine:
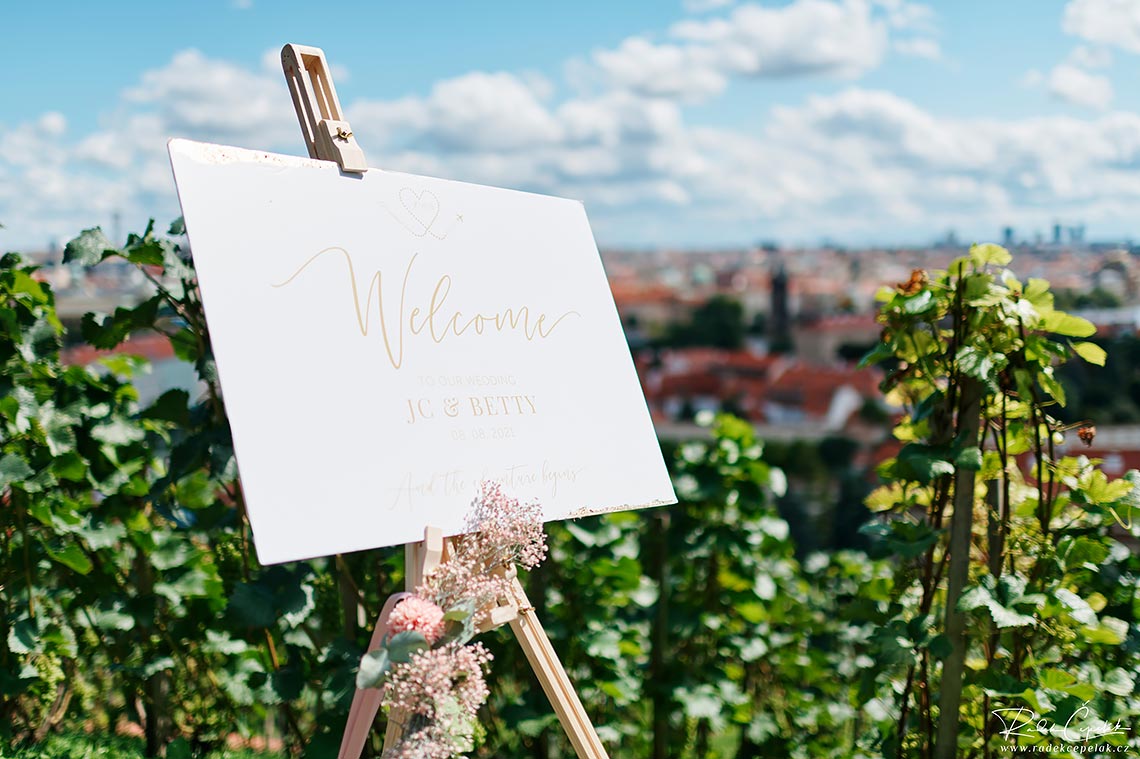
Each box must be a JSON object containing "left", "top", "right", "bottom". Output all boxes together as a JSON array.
[{"left": 355, "top": 481, "right": 548, "bottom": 758}]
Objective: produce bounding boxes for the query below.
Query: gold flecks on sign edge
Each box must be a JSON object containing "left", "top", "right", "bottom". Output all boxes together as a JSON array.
[
  {"left": 567, "top": 498, "right": 677, "bottom": 519},
  {"left": 176, "top": 140, "right": 320, "bottom": 169}
]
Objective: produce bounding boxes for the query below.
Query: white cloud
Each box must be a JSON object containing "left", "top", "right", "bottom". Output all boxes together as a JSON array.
[
  {"left": 352, "top": 76, "right": 699, "bottom": 203},
  {"left": 1048, "top": 62, "right": 1114, "bottom": 109},
  {"left": 1021, "top": 68, "right": 1045, "bottom": 87},
  {"left": 1, "top": 122, "right": 65, "bottom": 169},
  {"left": 325, "top": 75, "right": 1140, "bottom": 244},
  {"left": 1026, "top": 41, "right": 1116, "bottom": 111},
  {"left": 893, "top": 37, "right": 941, "bottom": 59},
  {"left": 0, "top": 51, "right": 299, "bottom": 249},
  {"left": 125, "top": 49, "right": 295, "bottom": 147},
  {"left": 574, "top": 0, "right": 905, "bottom": 107},
  {"left": 1067, "top": 43, "right": 1113, "bottom": 68},
  {"left": 748, "top": 88, "right": 1140, "bottom": 237},
  {"left": 670, "top": 0, "right": 888, "bottom": 79},
  {"left": 350, "top": 71, "right": 562, "bottom": 154},
  {"left": 591, "top": 37, "right": 728, "bottom": 102},
  {"left": 38, "top": 112, "right": 67, "bottom": 137},
  {"left": 1063, "top": 0, "right": 1140, "bottom": 53},
  {"left": 871, "top": 0, "right": 936, "bottom": 32}
]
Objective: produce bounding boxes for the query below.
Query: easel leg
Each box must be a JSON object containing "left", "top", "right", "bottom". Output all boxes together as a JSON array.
[
  {"left": 381, "top": 709, "right": 406, "bottom": 753},
  {"left": 379, "top": 545, "right": 417, "bottom": 750},
  {"left": 381, "top": 532, "right": 444, "bottom": 752},
  {"left": 337, "top": 593, "right": 408, "bottom": 759},
  {"left": 508, "top": 580, "right": 610, "bottom": 759}
]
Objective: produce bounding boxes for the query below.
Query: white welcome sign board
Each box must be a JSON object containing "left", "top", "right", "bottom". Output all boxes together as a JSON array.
[{"left": 168, "top": 138, "right": 676, "bottom": 564}]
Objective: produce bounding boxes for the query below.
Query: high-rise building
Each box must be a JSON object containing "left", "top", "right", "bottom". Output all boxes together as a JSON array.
[
  {"left": 769, "top": 264, "right": 792, "bottom": 354},
  {"left": 1053, "top": 222, "right": 1062, "bottom": 246},
  {"left": 1002, "top": 226, "right": 1014, "bottom": 248}
]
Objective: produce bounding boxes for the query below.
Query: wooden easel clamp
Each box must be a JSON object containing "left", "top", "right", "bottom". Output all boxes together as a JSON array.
[{"left": 280, "top": 44, "right": 368, "bottom": 173}]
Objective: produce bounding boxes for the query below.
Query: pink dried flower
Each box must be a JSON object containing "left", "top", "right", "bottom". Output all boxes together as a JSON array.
[
  {"left": 382, "top": 642, "right": 494, "bottom": 757},
  {"left": 466, "top": 481, "right": 548, "bottom": 570},
  {"left": 419, "top": 481, "right": 548, "bottom": 624},
  {"left": 387, "top": 596, "right": 446, "bottom": 644},
  {"left": 380, "top": 482, "right": 547, "bottom": 756},
  {"left": 383, "top": 729, "right": 454, "bottom": 759}
]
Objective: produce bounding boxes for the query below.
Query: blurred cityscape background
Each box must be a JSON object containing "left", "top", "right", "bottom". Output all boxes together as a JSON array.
[{"left": 18, "top": 224, "right": 1140, "bottom": 556}]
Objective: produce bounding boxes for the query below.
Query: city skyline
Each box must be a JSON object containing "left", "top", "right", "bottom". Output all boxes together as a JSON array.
[{"left": 6, "top": 1, "right": 1140, "bottom": 251}]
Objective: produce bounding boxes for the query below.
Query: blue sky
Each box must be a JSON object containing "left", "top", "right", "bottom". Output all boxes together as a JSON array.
[{"left": 4, "top": 0, "right": 1140, "bottom": 249}]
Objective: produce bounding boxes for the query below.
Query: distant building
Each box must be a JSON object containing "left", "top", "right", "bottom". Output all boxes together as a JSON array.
[
  {"left": 760, "top": 363, "right": 881, "bottom": 429},
  {"left": 62, "top": 333, "right": 202, "bottom": 405},
  {"left": 792, "top": 314, "right": 882, "bottom": 365},
  {"left": 1003, "top": 226, "right": 1015, "bottom": 248},
  {"left": 938, "top": 230, "right": 960, "bottom": 248},
  {"left": 610, "top": 282, "right": 693, "bottom": 335},
  {"left": 639, "top": 347, "right": 884, "bottom": 432},
  {"left": 769, "top": 265, "right": 791, "bottom": 352}
]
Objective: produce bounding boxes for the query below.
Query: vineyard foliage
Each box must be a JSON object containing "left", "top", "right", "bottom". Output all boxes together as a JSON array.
[{"left": 1, "top": 226, "right": 1138, "bottom": 758}]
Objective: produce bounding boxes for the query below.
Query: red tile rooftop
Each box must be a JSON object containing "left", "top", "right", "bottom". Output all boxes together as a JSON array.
[
  {"left": 609, "top": 283, "right": 681, "bottom": 305},
  {"left": 643, "top": 347, "right": 884, "bottom": 426},
  {"left": 62, "top": 332, "right": 175, "bottom": 367},
  {"left": 798, "top": 314, "right": 881, "bottom": 331}
]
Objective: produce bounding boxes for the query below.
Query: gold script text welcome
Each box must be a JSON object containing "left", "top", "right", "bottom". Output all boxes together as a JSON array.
[{"left": 271, "top": 247, "right": 581, "bottom": 369}]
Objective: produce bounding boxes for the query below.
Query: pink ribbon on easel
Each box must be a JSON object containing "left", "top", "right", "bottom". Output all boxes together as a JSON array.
[{"left": 336, "top": 592, "right": 409, "bottom": 759}]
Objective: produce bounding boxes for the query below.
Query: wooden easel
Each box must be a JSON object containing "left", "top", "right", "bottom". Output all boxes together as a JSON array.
[{"left": 279, "top": 44, "right": 610, "bottom": 759}]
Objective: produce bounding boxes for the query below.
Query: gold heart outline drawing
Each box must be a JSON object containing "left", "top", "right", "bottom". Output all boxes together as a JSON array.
[
  {"left": 385, "top": 186, "right": 463, "bottom": 241},
  {"left": 399, "top": 187, "right": 439, "bottom": 234}
]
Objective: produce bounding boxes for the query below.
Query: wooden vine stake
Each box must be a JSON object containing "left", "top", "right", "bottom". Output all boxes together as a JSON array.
[{"left": 280, "top": 44, "right": 610, "bottom": 759}]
